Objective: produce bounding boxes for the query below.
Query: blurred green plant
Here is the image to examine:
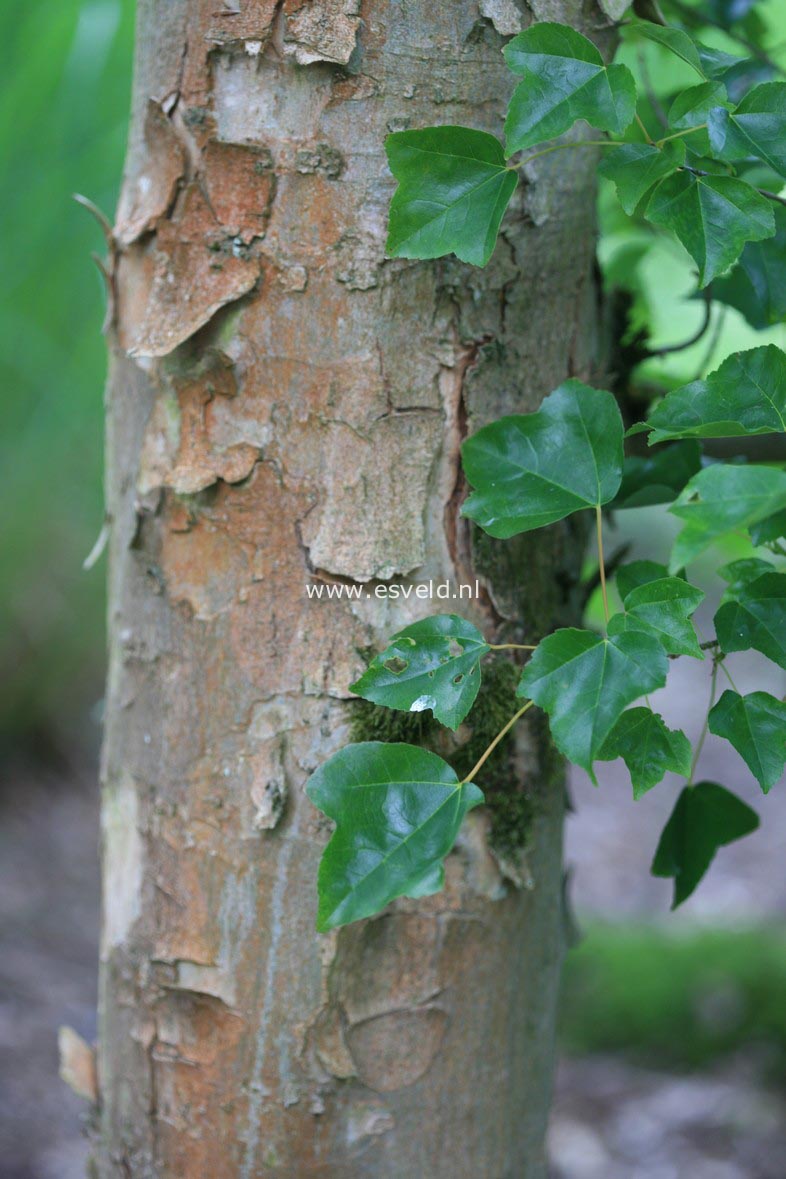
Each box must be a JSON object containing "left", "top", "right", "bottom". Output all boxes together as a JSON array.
[
  {"left": 0, "top": 0, "right": 133, "bottom": 748},
  {"left": 560, "top": 924, "right": 786, "bottom": 1078}
]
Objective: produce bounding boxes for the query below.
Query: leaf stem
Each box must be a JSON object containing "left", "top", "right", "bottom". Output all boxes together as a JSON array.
[
  {"left": 462, "top": 699, "right": 534, "bottom": 784},
  {"left": 635, "top": 111, "right": 655, "bottom": 145},
  {"left": 655, "top": 123, "right": 707, "bottom": 148},
  {"left": 511, "top": 139, "right": 622, "bottom": 170},
  {"left": 718, "top": 657, "right": 741, "bottom": 694},
  {"left": 689, "top": 657, "right": 720, "bottom": 784},
  {"left": 488, "top": 642, "right": 537, "bottom": 651},
  {"left": 649, "top": 288, "right": 712, "bottom": 357},
  {"left": 596, "top": 504, "right": 610, "bottom": 627}
]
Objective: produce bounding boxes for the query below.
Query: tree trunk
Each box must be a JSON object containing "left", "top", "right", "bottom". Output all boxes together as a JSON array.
[{"left": 96, "top": 1, "right": 606, "bottom": 1175}]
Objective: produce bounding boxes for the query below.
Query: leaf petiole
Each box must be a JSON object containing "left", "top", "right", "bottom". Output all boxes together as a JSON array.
[
  {"left": 655, "top": 123, "right": 707, "bottom": 148},
  {"left": 689, "top": 657, "right": 720, "bottom": 784},
  {"left": 461, "top": 699, "right": 534, "bottom": 784},
  {"left": 488, "top": 642, "right": 537, "bottom": 651},
  {"left": 596, "top": 504, "right": 610, "bottom": 627},
  {"left": 510, "top": 139, "right": 622, "bottom": 170}
]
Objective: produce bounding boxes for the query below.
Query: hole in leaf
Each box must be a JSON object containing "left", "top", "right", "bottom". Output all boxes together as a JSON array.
[
  {"left": 384, "top": 656, "right": 408, "bottom": 675},
  {"left": 428, "top": 670, "right": 436, "bottom": 679},
  {"left": 453, "top": 673, "right": 464, "bottom": 685}
]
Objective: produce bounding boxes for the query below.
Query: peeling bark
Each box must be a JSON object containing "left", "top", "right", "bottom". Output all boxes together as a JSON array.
[{"left": 96, "top": 1, "right": 607, "bottom": 1175}]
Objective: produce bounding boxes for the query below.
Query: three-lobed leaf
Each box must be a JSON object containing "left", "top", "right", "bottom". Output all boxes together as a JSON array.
[
  {"left": 718, "top": 557, "right": 776, "bottom": 598},
  {"left": 645, "top": 171, "right": 775, "bottom": 288},
  {"left": 652, "top": 781, "right": 759, "bottom": 908},
  {"left": 504, "top": 23, "right": 636, "bottom": 154},
  {"left": 609, "top": 572, "right": 705, "bottom": 657},
  {"left": 642, "top": 345, "right": 786, "bottom": 442},
  {"left": 708, "top": 689, "right": 786, "bottom": 793},
  {"left": 708, "top": 83, "right": 786, "bottom": 179},
  {"left": 612, "top": 441, "right": 702, "bottom": 509},
  {"left": 713, "top": 205, "right": 786, "bottom": 329},
  {"left": 715, "top": 571, "right": 786, "bottom": 670},
  {"left": 669, "top": 464, "right": 786, "bottom": 570},
  {"left": 598, "top": 141, "right": 685, "bottom": 216},
  {"left": 307, "top": 743, "right": 483, "bottom": 930},
  {"left": 517, "top": 627, "right": 668, "bottom": 781},
  {"left": 385, "top": 127, "right": 517, "bottom": 266},
  {"left": 598, "top": 707, "right": 692, "bottom": 799},
  {"left": 350, "top": 614, "right": 489, "bottom": 730},
  {"left": 633, "top": 21, "right": 706, "bottom": 78},
  {"left": 461, "top": 381, "right": 623, "bottom": 538}
]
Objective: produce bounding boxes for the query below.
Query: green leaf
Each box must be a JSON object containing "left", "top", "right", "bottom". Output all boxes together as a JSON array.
[
  {"left": 642, "top": 345, "right": 786, "bottom": 442},
  {"left": 715, "top": 570, "right": 786, "bottom": 669},
  {"left": 708, "top": 689, "right": 786, "bottom": 793},
  {"left": 669, "top": 81, "right": 728, "bottom": 128},
  {"left": 350, "top": 614, "right": 489, "bottom": 730},
  {"left": 461, "top": 381, "right": 623, "bottom": 538},
  {"left": 504, "top": 23, "right": 636, "bottom": 154},
  {"left": 612, "top": 441, "right": 702, "bottom": 508},
  {"left": 708, "top": 83, "right": 786, "bottom": 179},
  {"left": 645, "top": 171, "right": 775, "bottom": 287},
  {"left": 307, "top": 743, "right": 483, "bottom": 930},
  {"left": 599, "top": 707, "right": 692, "bottom": 798},
  {"left": 719, "top": 557, "right": 777, "bottom": 597},
  {"left": 609, "top": 574, "right": 705, "bottom": 657},
  {"left": 517, "top": 627, "right": 668, "bottom": 781},
  {"left": 669, "top": 464, "right": 786, "bottom": 570},
  {"left": 712, "top": 205, "right": 786, "bottom": 328},
  {"left": 598, "top": 141, "right": 686, "bottom": 216},
  {"left": 634, "top": 21, "right": 705, "bottom": 78},
  {"left": 616, "top": 560, "right": 671, "bottom": 601},
  {"left": 385, "top": 127, "right": 517, "bottom": 267},
  {"left": 750, "top": 508, "right": 786, "bottom": 546},
  {"left": 696, "top": 43, "right": 746, "bottom": 82},
  {"left": 652, "top": 781, "right": 759, "bottom": 907}
]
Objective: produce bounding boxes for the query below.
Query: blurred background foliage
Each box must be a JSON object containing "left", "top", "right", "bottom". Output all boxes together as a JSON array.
[
  {"left": 0, "top": 3, "right": 785, "bottom": 1173},
  {"left": 0, "top": 0, "right": 133, "bottom": 753}
]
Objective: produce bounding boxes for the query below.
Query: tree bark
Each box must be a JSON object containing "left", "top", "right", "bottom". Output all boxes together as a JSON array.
[{"left": 96, "top": 1, "right": 606, "bottom": 1175}]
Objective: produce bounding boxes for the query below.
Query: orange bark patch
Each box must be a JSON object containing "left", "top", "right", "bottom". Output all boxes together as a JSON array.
[
  {"left": 120, "top": 183, "right": 260, "bottom": 358},
  {"left": 203, "top": 139, "right": 276, "bottom": 242},
  {"left": 115, "top": 100, "right": 187, "bottom": 245}
]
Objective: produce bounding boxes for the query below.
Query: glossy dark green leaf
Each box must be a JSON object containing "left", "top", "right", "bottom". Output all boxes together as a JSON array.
[
  {"left": 668, "top": 82, "right": 728, "bottom": 154},
  {"left": 385, "top": 127, "right": 517, "bottom": 266},
  {"left": 670, "top": 81, "right": 728, "bottom": 127},
  {"left": 750, "top": 508, "right": 786, "bottom": 546},
  {"left": 715, "top": 571, "right": 786, "bottom": 669},
  {"left": 669, "top": 465, "right": 786, "bottom": 569},
  {"left": 598, "top": 141, "right": 686, "bottom": 216},
  {"left": 719, "top": 557, "right": 777, "bottom": 597},
  {"left": 696, "top": 43, "right": 747, "bottom": 82},
  {"left": 646, "top": 171, "right": 774, "bottom": 287},
  {"left": 634, "top": 21, "right": 705, "bottom": 77},
  {"left": 616, "top": 559, "right": 671, "bottom": 601},
  {"left": 612, "top": 441, "right": 702, "bottom": 508},
  {"left": 504, "top": 23, "right": 636, "bottom": 154},
  {"left": 461, "top": 381, "right": 623, "bottom": 538},
  {"left": 708, "top": 83, "right": 786, "bottom": 179},
  {"left": 599, "top": 707, "right": 692, "bottom": 798},
  {"left": 350, "top": 614, "right": 489, "bottom": 730},
  {"left": 652, "top": 781, "right": 759, "bottom": 907},
  {"left": 609, "top": 574, "right": 705, "bottom": 657},
  {"left": 307, "top": 743, "right": 483, "bottom": 930},
  {"left": 517, "top": 627, "right": 668, "bottom": 780},
  {"left": 712, "top": 206, "right": 786, "bottom": 328},
  {"left": 708, "top": 689, "right": 786, "bottom": 793},
  {"left": 643, "top": 345, "right": 786, "bottom": 442}
]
